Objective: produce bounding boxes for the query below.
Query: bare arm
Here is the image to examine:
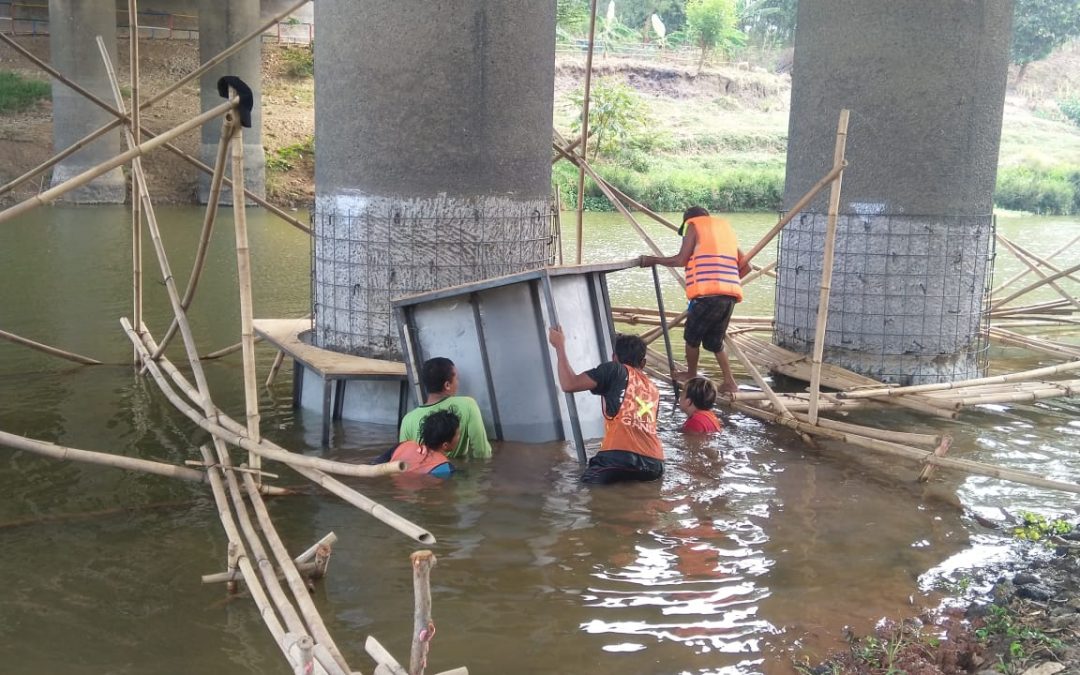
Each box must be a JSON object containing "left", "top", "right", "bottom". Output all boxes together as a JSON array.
[
  {"left": 639, "top": 226, "right": 697, "bottom": 268},
  {"left": 737, "top": 248, "right": 751, "bottom": 278},
  {"left": 547, "top": 326, "right": 598, "bottom": 393}
]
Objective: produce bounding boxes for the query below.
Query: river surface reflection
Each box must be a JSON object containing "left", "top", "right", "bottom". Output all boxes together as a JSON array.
[{"left": 0, "top": 207, "right": 1076, "bottom": 674}]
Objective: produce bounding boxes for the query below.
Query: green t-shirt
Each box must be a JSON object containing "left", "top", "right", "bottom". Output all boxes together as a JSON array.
[{"left": 398, "top": 395, "right": 493, "bottom": 460}]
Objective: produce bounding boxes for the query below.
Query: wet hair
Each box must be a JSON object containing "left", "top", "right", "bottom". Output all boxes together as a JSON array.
[
  {"left": 680, "top": 206, "right": 710, "bottom": 235},
  {"left": 684, "top": 377, "right": 718, "bottom": 410},
  {"left": 419, "top": 408, "right": 460, "bottom": 449},
  {"left": 421, "top": 357, "right": 456, "bottom": 395},
  {"left": 613, "top": 334, "right": 647, "bottom": 369}
]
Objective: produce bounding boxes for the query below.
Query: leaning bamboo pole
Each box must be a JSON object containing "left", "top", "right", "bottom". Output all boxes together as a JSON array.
[
  {"left": 575, "top": 0, "right": 600, "bottom": 264},
  {"left": 0, "top": 99, "right": 237, "bottom": 224},
  {"left": 266, "top": 350, "right": 286, "bottom": 388},
  {"left": 200, "top": 337, "right": 264, "bottom": 361},
  {"left": 129, "top": 0, "right": 143, "bottom": 361},
  {"left": 807, "top": 110, "right": 849, "bottom": 425},
  {"left": 148, "top": 117, "right": 237, "bottom": 362},
  {"left": 992, "top": 231, "right": 1080, "bottom": 297},
  {"left": 410, "top": 550, "right": 437, "bottom": 675},
  {"left": 988, "top": 327, "right": 1080, "bottom": 360},
  {"left": 990, "top": 260, "right": 1080, "bottom": 311},
  {"left": 228, "top": 104, "right": 263, "bottom": 477},
  {"left": 731, "top": 401, "right": 1080, "bottom": 494},
  {"left": 0, "top": 0, "right": 311, "bottom": 198},
  {"left": 0, "top": 328, "right": 101, "bottom": 365}
]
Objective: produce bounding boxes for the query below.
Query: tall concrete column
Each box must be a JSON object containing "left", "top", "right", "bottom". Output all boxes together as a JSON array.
[
  {"left": 48, "top": 0, "right": 126, "bottom": 203},
  {"left": 777, "top": 0, "right": 1013, "bottom": 384},
  {"left": 198, "top": 0, "right": 264, "bottom": 203},
  {"left": 313, "top": 0, "right": 557, "bottom": 358}
]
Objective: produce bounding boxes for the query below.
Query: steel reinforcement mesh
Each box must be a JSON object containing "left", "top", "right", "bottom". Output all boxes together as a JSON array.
[
  {"left": 310, "top": 204, "right": 558, "bottom": 357},
  {"left": 774, "top": 212, "right": 996, "bottom": 385}
]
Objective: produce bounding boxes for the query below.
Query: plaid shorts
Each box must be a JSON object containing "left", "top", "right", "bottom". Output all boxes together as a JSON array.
[{"left": 684, "top": 295, "right": 737, "bottom": 353}]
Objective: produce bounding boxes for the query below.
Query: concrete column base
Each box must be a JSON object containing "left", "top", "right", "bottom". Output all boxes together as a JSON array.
[
  {"left": 50, "top": 164, "right": 126, "bottom": 204},
  {"left": 196, "top": 142, "right": 266, "bottom": 205}
]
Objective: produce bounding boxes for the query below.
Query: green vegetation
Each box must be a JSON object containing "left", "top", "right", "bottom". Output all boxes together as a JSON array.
[
  {"left": 685, "top": 0, "right": 742, "bottom": 70},
  {"left": 266, "top": 136, "right": 314, "bottom": 173},
  {"left": 568, "top": 79, "right": 650, "bottom": 160},
  {"left": 0, "top": 71, "right": 50, "bottom": 113},
  {"left": 1010, "top": 0, "right": 1080, "bottom": 81},
  {"left": 280, "top": 45, "right": 314, "bottom": 78},
  {"left": 975, "top": 604, "right": 1064, "bottom": 672},
  {"left": 1059, "top": 96, "right": 1080, "bottom": 127},
  {"left": 995, "top": 164, "right": 1080, "bottom": 215},
  {"left": 1011, "top": 511, "right": 1074, "bottom": 543}
]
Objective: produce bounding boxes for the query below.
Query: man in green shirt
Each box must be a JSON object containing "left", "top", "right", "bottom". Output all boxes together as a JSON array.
[{"left": 398, "top": 357, "right": 493, "bottom": 460}]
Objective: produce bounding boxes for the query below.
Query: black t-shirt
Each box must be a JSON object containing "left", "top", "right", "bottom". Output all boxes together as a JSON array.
[{"left": 586, "top": 361, "right": 628, "bottom": 418}]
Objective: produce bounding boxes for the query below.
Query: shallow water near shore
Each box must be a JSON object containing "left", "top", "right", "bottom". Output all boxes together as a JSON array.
[{"left": 0, "top": 206, "right": 1077, "bottom": 674}]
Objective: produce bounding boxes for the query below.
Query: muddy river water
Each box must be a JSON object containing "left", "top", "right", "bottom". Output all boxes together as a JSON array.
[{"left": 0, "top": 207, "right": 1077, "bottom": 674}]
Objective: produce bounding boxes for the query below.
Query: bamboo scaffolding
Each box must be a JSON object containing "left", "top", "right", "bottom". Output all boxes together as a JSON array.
[
  {"left": 575, "top": 0, "right": 600, "bottom": 264},
  {"left": 200, "top": 337, "right": 264, "bottom": 360},
  {"left": 0, "top": 328, "right": 102, "bottom": 365},
  {"left": 838, "top": 359, "right": 1080, "bottom": 399},
  {"left": 202, "top": 532, "right": 337, "bottom": 585},
  {"left": 131, "top": 324, "right": 433, "bottom": 542},
  {"left": 229, "top": 105, "right": 263, "bottom": 477},
  {"left": 410, "top": 550, "right": 437, "bottom": 675},
  {"left": 785, "top": 413, "right": 942, "bottom": 447},
  {"left": 808, "top": 110, "right": 849, "bottom": 425},
  {"left": 992, "top": 231, "right": 1080, "bottom": 297},
  {"left": 996, "top": 235, "right": 1080, "bottom": 312},
  {"left": 731, "top": 401, "right": 1080, "bottom": 494},
  {"left": 0, "top": 0, "right": 311, "bottom": 199},
  {"left": 990, "top": 260, "right": 1080, "bottom": 311},
  {"left": 990, "top": 298, "right": 1075, "bottom": 316},
  {"left": 988, "top": 327, "right": 1080, "bottom": 360},
  {"left": 149, "top": 117, "right": 237, "bottom": 362}
]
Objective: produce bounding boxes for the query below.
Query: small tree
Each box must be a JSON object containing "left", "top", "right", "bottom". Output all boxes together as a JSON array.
[
  {"left": 685, "top": 0, "right": 743, "bottom": 72},
  {"left": 1011, "top": 0, "right": 1080, "bottom": 84},
  {"left": 568, "top": 79, "right": 650, "bottom": 161}
]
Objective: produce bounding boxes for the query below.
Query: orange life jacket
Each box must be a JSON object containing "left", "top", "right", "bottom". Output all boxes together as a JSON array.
[
  {"left": 684, "top": 215, "right": 743, "bottom": 302},
  {"left": 600, "top": 365, "right": 664, "bottom": 461},
  {"left": 391, "top": 440, "right": 452, "bottom": 475}
]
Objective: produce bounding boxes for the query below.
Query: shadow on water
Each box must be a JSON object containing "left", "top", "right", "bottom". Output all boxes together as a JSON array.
[{"left": 0, "top": 207, "right": 1077, "bottom": 674}]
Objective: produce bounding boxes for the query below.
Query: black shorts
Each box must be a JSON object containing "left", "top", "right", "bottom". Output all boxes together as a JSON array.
[
  {"left": 684, "top": 295, "right": 737, "bottom": 353},
  {"left": 581, "top": 450, "right": 664, "bottom": 485}
]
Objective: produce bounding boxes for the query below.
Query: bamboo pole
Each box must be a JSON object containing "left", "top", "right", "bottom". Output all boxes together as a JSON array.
[
  {"left": 149, "top": 117, "right": 237, "bottom": 362},
  {"left": 229, "top": 105, "right": 263, "bottom": 478},
  {"left": 996, "top": 235, "right": 1080, "bottom": 312},
  {"left": 0, "top": 429, "right": 206, "bottom": 481},
  {"left": 554, "top": 185, "right": 564, "bottom": 265},
  {"left": 123, "top": 320, "right": 409, "bottom": 479},
  {"left": 839, "top": 359, "right": 1080, "bottom": 399},
  {"left": 410, "top": 550, "right": 437, "bottom": 675},
  {"left": 990, "top": 260, "right": 1080, "bottom": 311},
  {"left": 787, "top": 413, "right": 942, "bottom": 447},
  {"left": 266, "top": 350, "right": 286, "bottom": 388},
  {"left": 0, "top": 99, "right": 237, "bottom": 224},
  {"left": 0, "top": 0, "right": 312, "bottom": 198},
  {"left": 366, "top": 636, "right": 409, "bottom": 675},
  {"left": 992, "top": 231, "right": 1080, "bottom": 297},
  {"left": 807, "top": 110, "right": 849, "bottom": 425},
  {"left": 731, "top": 401, "right": 1080, "bottom": 494},
  {"left": 200, "top": 337, "right": 264, "bottom": 361},
  {"left": 575, "top": 0, "right": 600, "bottom": 264},
  {"left": 129, "top": 0, "right": 143, "bottom": 362},
  {"left": 203, "top": 532, "right": 337, "bottom": 584},
  {"left": 742, "top": 160, "right": 847, "bottom": 265},
  {"left": 988, "top": 328, "right": 1080, "bottom": 360},
  {"left": 0, "top": 328, "right": 102, "bottom": 365}
]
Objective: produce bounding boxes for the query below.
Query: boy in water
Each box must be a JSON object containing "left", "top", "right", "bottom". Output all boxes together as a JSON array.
[
  {"left": 390, "top": 408, "right": 459, "bottom": 477},
  {"left": 680, "top": 377, "right": 723, "bottom": 434}
]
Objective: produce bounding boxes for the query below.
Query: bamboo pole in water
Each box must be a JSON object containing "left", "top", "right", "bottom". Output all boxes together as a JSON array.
[
  {"left": 786, "top": 412, "right": 942, "bottom": 447},
  {"left": 0, "top": 429, "right": 205, "bottom": 482},
  {"left": 229, "top": 106, "right": 263, "bottom": 478},
  {"left": 202, "top": 532, "right": 336, "bottom": 584},
  {"left": 838, "top": 359, "right": 1080, "bottom": 399},
  {"left": 987, "top": 327, "right": 1080, "bottom": 360},
  {"left": 149, "top": 117, "right": 237, "bottom": 362},
  {"left": 366, "top": 636, "right": 409, "bottom": 675},
  {"left": 991, "top": 231, "right": 1080, "bottom": 298},
  {"left": 990, "top": 260, "right": 1080, "bottom": 311},
  {"left": 0, "top": 0, "right": 311, "bottom": 198},
  {"left": 808, "top": 110, "right": 850, "bottom": 425},
  {"left": 0, "top": 328, "right": 102, "bottom": 365},
  {"left": 731, "top": 401, "right": 1080, "bottom": 495},
  {"left": 266, "top": 350, "right": 286, "bottom": 388},
  {"left": 200, "top": 337, "right": 263, "bottom": 361},
  {"left": 129, "top": 0, "right": 143, "bottom": 361},
  {"left": 410, "top": 550, "right": 437, "bottom": 675},
  {"left": 575, "top": 0, "right": 599, "bottom": 264}
]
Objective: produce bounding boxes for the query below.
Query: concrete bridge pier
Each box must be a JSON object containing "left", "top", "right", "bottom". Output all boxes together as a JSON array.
[
  {"left": 312, "top": 0, "right": 557, "bottom": 359},
  {"left": 48, "top": 0, "right": 126, "bottom": 203},
  {"left": 777, "top": 0, "right": 1013, "bottom": 385},
  {"left": 197, "top": 0, "right": 265, "bottom": 204}
]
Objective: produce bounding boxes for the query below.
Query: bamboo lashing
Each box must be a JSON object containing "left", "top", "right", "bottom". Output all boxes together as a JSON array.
[
  {"left": 0, "top": 328, "right": 102, "bottom": 365},
  {"left": 410, "top": 550, "right": 438, "bottom": 675},
  {"left": 575, "top": 0, "right": 600, "bottom": 264},
  {"left": 808, "top": 109, "right": 849, "bottom": 425}
]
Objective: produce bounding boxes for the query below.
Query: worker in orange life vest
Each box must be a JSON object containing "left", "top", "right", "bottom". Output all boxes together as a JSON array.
[
  {"left": 639, "top": 206, "right": 750, "bottom": 394},
  {"left": 390, "top": 408, "right": 459, "bottom": 478},
  {"left": 547, "top": 328, "right": 664, "bottom": 484}
]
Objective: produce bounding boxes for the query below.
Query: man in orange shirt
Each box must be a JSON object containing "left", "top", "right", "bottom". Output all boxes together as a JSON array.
[
  {"left": 547, "top": 328, "right": 664, "bottom": 484},
  {"left": 640, "top": 206, "right": 750, "bottom": 393}
]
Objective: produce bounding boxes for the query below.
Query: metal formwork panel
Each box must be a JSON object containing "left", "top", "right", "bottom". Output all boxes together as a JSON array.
[{"left": 393, "top": 262, "right": 633, "bottom": 449}]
